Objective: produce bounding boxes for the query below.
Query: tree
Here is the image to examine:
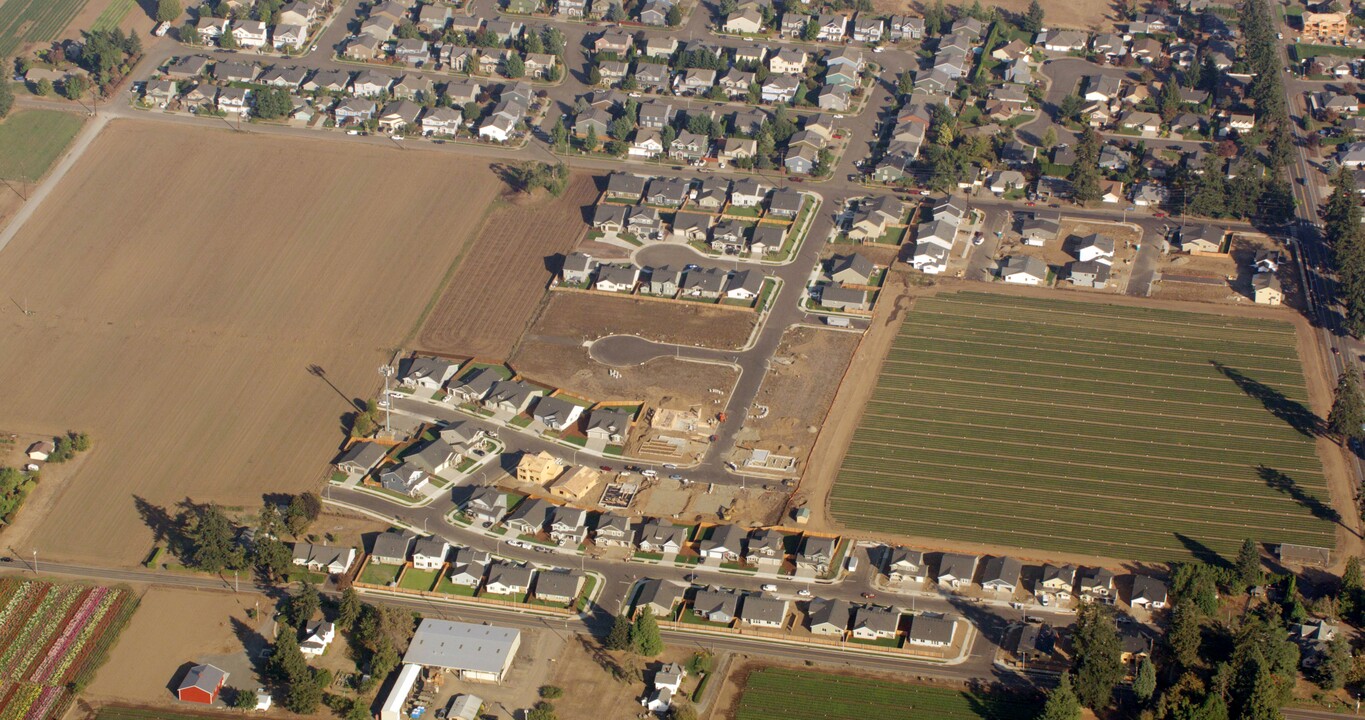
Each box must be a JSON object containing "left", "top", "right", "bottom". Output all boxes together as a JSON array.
[
  {"left": 504, "top": 54, "right": 525, "bottom": 78},
  {"left": 1071, "top": 603, "right": 1123, "bottom": 710},
  {"left": 1317, "top": 635, "right": 1352, "bottom": 690},
  {"left": 609, "top": 115, "right": 634, "bottom": 141},
  {"left": 267, "top": 624, "right": 308, "bottom": 685},
  {"left": 337, "top": 587, "right": 362, "bottom": 631},
  {"left": 606, "top": 614, "right": 631, "bottom": 650},
  {"left": 184, "top": 503, "right": 245, "bottom": 572},
  {"left": 669, "top": 703, "right": 697, "bottom": 720},
  {"left": 180, "top": 23, "right": 200, "bottom": 44},
  {"left": 666, "top": 4, "right": 682, "bottom": 25},
  {"left": 527, "top": 702, "right": 557, "bottom": 720},
  {"left": 630, "top": 608, "right": 663, "bottom": 656},
  {"left": 253, "top": 86, "right": 291, "bottom": 119},
  {"left": 63, "top": 74, "right": 89, "bottom": 100},
  {"left": 1134, "top": 657, "right": 1157, "bottom": 702},
  {"left": 220, "top": 28, "right": 238, "bottom": 49},
  {"left": 1039, "top": 673, "right": 1082, "bottom": 720},
  {"left": 289, "top": 581, "right": 321, "bottom": 627},
  {"left": 1042, "top": 125, "right": 1058, "bottom": 149},
  {"left": 1160, "top": 77, "right": 1181, "bottom": 122},
  {"left": 800, "top": 18, "right": 818, "bottom": 40},
  {"left": 539, "top": 686, "right": 564, "bottom": 699},
  {"left": 156, "top": 0, "right": 182, "bottom": 23},
  {"left": 35, "top": 78, "right": 53, "bottom": 96},
  {"left": 1058, "top": 94, "right": 1082, "bottom": 122},
  {"left": 284, "top": 492, "right": 319, "bottom": 535},
  {"left": 897, "top": 71, "right": 913, "bottom": 96},
  {"left": 284, "top": 669, "right": 326, "bottom": 714},
  {"left": 924, "top": 0, "right": 946, "bottom": 35},
  {"left": 1022, "top": 0, "right": 1045, "bottom": 33},
  {"left": 1235, "top": 538, "right": 1263, "bottom": 591},
  {"left": 1167, "top": 599, "right": 1203, "bottom": 669},
  {"left": 231, "top": 688, "right": 258, "bottom": 710},
  {"left": 1341, "top": 557, "right": 1363, "bottom": 623},
  {"left": 550, "top": 117, "right": 568, "bottom": 149},
  {"left": 584, "top": 125, "right": 599, "bottom": 152},
  {"left": 605, "top": 2, "right": 624, "bottom": 21},
  {"left": 0, "top": 73, "right": 12, "bottom": 119},
  {"left": 252, "top": 536, "right": 292, "bottom": 581},
  {"left": 541, "top": 26, "right": 565, "bottom": 55},
  {"left": 1329, "top": 368, "right": 1365, "bottom": 442}
]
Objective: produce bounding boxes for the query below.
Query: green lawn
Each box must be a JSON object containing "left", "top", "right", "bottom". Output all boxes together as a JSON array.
[
  {"left": 360, "top": 562, "right": 402, "bottom": 586},
  {"left": 435, "top": 578, "right": 479, "bottom": 596},
  {"left": 830, "top": 291, "right": 1336, "bottom": 563},
  {"left": 734, "top": 667, "right": 1034, "bottom": 720},
  {"left": 399, "top": 567, "right": 441, "bottom": 591},
  {"left": 0, "top": 110, "right": 84, "bottom": 181}
]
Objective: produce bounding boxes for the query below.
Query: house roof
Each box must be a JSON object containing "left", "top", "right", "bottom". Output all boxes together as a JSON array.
[
  {"left": 488, "top": 562, "right": 535, "bottom": 588},
  {"left": 808, "top": 597, "right": 851, "bottom": 628},
  {"left": 595, "top": 513, "right": 632, "bottom": 535},
  {"left": 702, "top": 524, "right": 746, "bottom": 553},
  {"left": 587, "top": 407, "right": 633, "bottom": 434},
  {"left": 535, "top": 569, "right": 582, "bottom": 598},
  {"left": 981, "top": 556, "right": 1022, "bottom": 585},
  {"left": 1079, "top": 233, "right": 1115, "bottom": 254},
  {"left": 1002, "top": 255, "right": 1048, "bottom": 280},
  {"left": 854, "top": 606, "right": 899, "bottom": 633},
  {"left": 372, "top": 530, "right": 415, "bottom": 559},
  {"left": 1131, "top": 575, "right": 1168, "bottom": 603},
  {"left": 909, "top": 614, "right": 955, "bottom": 644},
  {"left": 821, "top": 285, "right": 867, "bottom": 306},
  {"left": 1071, "top": 259, "right": 1112, "bottom": 282},
  {"left": 636, "top": 578, "right": 683, "bottom": 612},
  {"left": 506, "top": 496, "right": 552, "bottom": 527},
  {"left": 337, "top": 442, "right": 386, "bottom": 469},
  {"left": 552, "top": 504, "right": 587, "bottom": 528},
  {"left": 693, "top": 588, "right": 739, "bottom": 617},
  {"left": 403, "top": 619, "right": 520, "bottom": 673},
  {"left": 605, "top": 171, "right": 647, "bottom": 195},
  {"left": 938, "top": 552, "right": 978, "bottom": 580},
  {"left": 410, "top": 440, "right": 456, "bottom": 473},
  {"left": 830, "top": 253, "right": 875, "bottom": 280},
  {"left": 741, "top": 595, "right": 788, "bottom": 624},
  {"left": 413, "top": 537, "right": 448, "bottom": 559}
]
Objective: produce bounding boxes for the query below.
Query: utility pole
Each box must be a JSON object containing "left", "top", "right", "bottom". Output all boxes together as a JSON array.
[
  {"left": 379, "top": 364, "right": 394, "bottom": 434},
  {"left": 32, "top": 549, "right": 37, "bottom": 575}
]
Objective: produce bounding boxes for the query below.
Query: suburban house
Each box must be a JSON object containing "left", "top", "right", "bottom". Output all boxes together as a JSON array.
[
  {"left": 292, "top": 543, "right": 357, "bottom": 574},
  {"left": 768, "top": 48, "right": 807, "bottom": 75},
  {"left": 483, "top": 379, "right": 543, "bottom": 415},
  {"left": 848, "top": 196, "right": 904, "bottom": 241},
  {"left": 504, "top": 496, "right": 553, "bottom": 535},
  {"left": 851, "top": 606, "right": 899, "bottom": 640},
  {"left": 740, "top": 595, "right": 789, "bottom": 628},
  {"left": 1069, "top": 260, "right": 1112, "bottom": 289},
  {"left": 907, "top": 615, "right": 956, "bottom": 647},
  {"left": 1036, "top": 564, "right": 1077, "bottom": 603},
  {"left": 401, "top": 356, "right": 460, "bottom": 390},
  {"left": 1079, "top": 567, "right": 1116, "bottom": 604},
  {"left": 937, "top": 553, "right": 978, "bottom": 589},
  {"left": 450, "top": 367, "right": 501, "bottom": 404},
  {"left": 380, "top": 464, "right": 429, "bottom": 497},
  {"left": 421, "top": 106, "right": 462, "bottom": 136},
  {"left": 1000, "top": 255, "right": 1048, "bottom": 285},
  {"left": 370, "top": 531, "right": 415, "bottom": 565},
  {"left": 1076, "top": 234, "right": 1115, "bottom": 264},
  {"left": 464, "top": 488, "right": 507, "bottom": 526},
  {"left": 1180, "top": 225, "right": 1225, "bottom": 253},
  {"left": 300, "top": 619, "right": 336, "bottom": 657},
  {"left": 594, "top": 514, "right": 634, "bottom": 548},
  {"left": 532, "top": 396, "right": 585, "bottom": 432},
  {"left": 700, "top": 524, "right": 746, "bottom": 562},
  {"left": 635, "top": 578, "right": 683, "bottom": 617},
  {"left": 1253, "top": 273, "right": 1283, "bottom": 305},
  {"left": 534, "top": 570, "right": 583, "bottom": 604},
  {"left": 797, "top": 535, "right": 837, "bottom": 575},
  {"left": 830, "top": 253, "right": 875, "bottom": 285},
  {"left": 638, "top": 519, "right": 687, "bottom": 554},
  {"left": 886, "top": 547, "right": 926, "bottom": 585},
  {"left": 692, "top": 589, "right": 739, "bottom": 623},
  {"left": 411, "top": 538, "right": 449, "bottom": 570},
  {"left": 231, "top": 20, "right": 268, "bottom": 48},
  {"left": 335, "top": 442, "right": 386, "bottom": 476},
  {"left": 731, "top": 178, "right": 769, "bottom": 207},
  {"left": 746, "top": 529, "right": 785, "bottom": 568},
  {"left": 485, "top": 562, "right": 534, "bottom": 596},
  {"left": 1130, "top": 576, "right": 1169, "bottom": 609},
  {"left": 448, "top": 548, "right": 489, "bottom": 587},
  {"left": 549, "top": 506, "right": 589, "bottom": 545},
  {"left": 980, "top": 556, "right": 1022, "bottom": 594},
  {"left": 586, "top": 407, "right": 632, "bottom": 443},
  {"left": 681, "top": 267, "right": 727, "bottom": 299},
  {"left": 515, "top": 451, "right": 563, "bottom": 486},
  {"left": 807, "top": 598, "right": 852, "bottom": 635}
]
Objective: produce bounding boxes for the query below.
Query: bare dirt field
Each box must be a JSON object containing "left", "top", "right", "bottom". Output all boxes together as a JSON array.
[
  {"left": 729, "top": 327, "right": 861, "bottom": 473},
  {"left": 1155, "top": 233, "right": 1295, "bottom": 306},
  {"left": 996, "top": 218, "right": 1140, "bottom": 291},
  {"left": 531, "top": 292, "right": 757, "bottom": 350},
  {"left": 416, "top": 173, "right": 598, "bottom": 360},
  {"left": 87, "top": 586, "right": 269, "bottom": 705},
  {"left": 550, "top": 635, "right": 710, "bottom": 720},
  {"left": 870, "top": 0, "right": 1115, "bottom": 30},
  {"left": 0, "top": 119, "right": 499, "bottom": 565},
  {"left": 512, "top": 338, "right": 738, "bottom": 409}
]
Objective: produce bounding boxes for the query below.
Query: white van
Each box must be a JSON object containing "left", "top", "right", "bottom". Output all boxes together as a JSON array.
[{"left": 845, "top": 556, "right": 859, "bottom": 572}]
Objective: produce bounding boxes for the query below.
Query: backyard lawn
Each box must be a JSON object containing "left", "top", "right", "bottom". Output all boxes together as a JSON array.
[
  {"left": 360, "top": 562, "right": 402, "bottom": 586},
  {"left": 399, "top": 567, "right": 441, "bottom": 591}
]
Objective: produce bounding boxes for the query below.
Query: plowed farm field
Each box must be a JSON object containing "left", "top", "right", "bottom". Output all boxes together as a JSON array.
[
  {"left": 415, "top": 174, "right": 598, "bottom": 360},
  {"left": 0, "top": 120, "right": 499, "bottom": 565},
  {"left": 829, "top": 291, "right": 1337, "bottom": 563}
]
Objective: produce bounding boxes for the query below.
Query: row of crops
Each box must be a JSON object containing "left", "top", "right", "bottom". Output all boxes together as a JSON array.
[
  {"left": 0, "top": 578, "right": 139, "bottom": 720},
  {"left": 734, "top": 667, "right": 1034, "bottom": 720},
  {"left": 0, "top": 0, "right": 89, "bottom": 57},
  {"left": 831, "top": 292, "right": 1336, "bottom": 563}
]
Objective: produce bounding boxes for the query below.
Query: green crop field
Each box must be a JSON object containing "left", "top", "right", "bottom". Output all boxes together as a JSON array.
[
  {"left": 734, "top": 667, "right": 1033, "bottom": 720},
  {"left": 92, "top": 0, "right": 135, "bottom": 32},
  {"left": 0, "top": 0, "right": 90, "bottom": 57},
  {"left": 0, "top": 109, "right": 85, "bottom": 181},
  {"left": 830, "top": 291, "right": 1337, "bottom": 563}
]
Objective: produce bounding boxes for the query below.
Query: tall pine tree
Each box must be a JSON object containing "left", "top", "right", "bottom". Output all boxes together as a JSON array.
[{"left": 1328, "top": 368, "right": 1365, "bottom": 441}]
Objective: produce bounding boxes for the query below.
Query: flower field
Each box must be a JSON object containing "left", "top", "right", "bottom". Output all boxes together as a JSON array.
[
  {"left": 733, "top": 667, "right": 1033, "bottom": 720},
  {"left": 830, "top": 291, "right": 1336, "bottom": 563},
  {"left": 0, "top": 579, "right": 139, "bottom": 720}
]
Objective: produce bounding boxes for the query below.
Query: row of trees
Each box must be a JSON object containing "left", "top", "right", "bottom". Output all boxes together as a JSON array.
[
  {"left": 1327, "top": 163, "right": 1365, "bottom": 335},
  {"left": 173, "top": 492, "right": 321, "bottom": 576},
  {"left": 605, "top": 608, "right": 664, "bottom": 656}
]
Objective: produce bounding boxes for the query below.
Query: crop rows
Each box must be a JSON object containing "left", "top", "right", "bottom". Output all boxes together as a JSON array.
[
  {"left": 734, "top": 667, "right": 1033, "bottom": 720},
  {"left": 831, "top": 292, "right": 1335, "bottom": 563},
  {"left": 0, "top": 0, "right": 89, "bottom": 57}
]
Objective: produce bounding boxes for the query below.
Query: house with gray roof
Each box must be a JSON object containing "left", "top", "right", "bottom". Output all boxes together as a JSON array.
[
  {"left": 981, "top": 556, "right": 1023, "bottom": 594},
  {"left": 692, "top": 588, "right": 739, "bottom": 623},
  {"left": 485, "top": 562, "right": 535, "bottom": 596},
  {"left": 504, "top": 497, "right": 553, "bottom": 535},
  {"left": 635, "top": 578, "right": 684, "bottom": 617},
  {"left": 807, "top": 597, "right": 852, "bottom": 635},
  {"left": 371, "top": 531, "right": 415, "bottom": 565},
  {"left": 533, "top": 570, "right": 583, "bottom": 603},
  {"left": 740, "top": 595, "right": 789, "bottom": 628},
  {"left": 937, "top": 553, "right": 978, "bottom": 589},
  {"left": 852, "top": 606, "right": 899, "bottom": 639},
  {"left": 908, "top": 615, "right": 956, "bottom": 646},
  {"left": 335, "top": 443, "right": 386, "bottom": 475},
  {"left": 483, "top": 379, "right": 543, "bottom": 415}
]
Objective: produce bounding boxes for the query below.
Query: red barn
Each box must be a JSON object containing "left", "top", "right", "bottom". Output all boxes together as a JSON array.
[{"left": 177, "top": 664, "right": 228, "bottom": 704}]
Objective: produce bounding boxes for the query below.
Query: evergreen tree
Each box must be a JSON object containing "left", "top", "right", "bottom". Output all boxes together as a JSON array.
[
  {"left": 1231, "top": 654, "right": 1281, "bottom": 720},
  {"left": 337, "top": 587, "right": 362, "bottom": 631},
  {"left": 1159, "top": 78, "right": 1181, "bottom": 122},
  {"left": 231, "top": 688, "right": 258, "bottom": 710},
  {"left": 504, "top": 54, "right": 525, "bottom": 78},
  {"left": 252, "top": 537, "right": 291, "bottom": 581},
  {"left": 1071, "top": 603, "right": 1124, "bottom": 710},
  {"left": 1021, "top": 0, "right": 1044, "bottom": 34},
  {"left": 1167, "top": 599, "right": 1203, "bottom": 669},
  {"left": 666, "top": 5, "right": 682, "bottom": 25},
  {"left": 1329, "top": 368, "right": 1365, "bottom": 441},
  {"left": 605, "top": 614, "right": 632, "bottom": 650},
  {"left": 584, "top": 125, "right": 599, "bottom": 152},
  {"left": 550, "top": 117, "right": 568, "bottom": 149},
  {"left": 289, "top": 581, "right": 321, "bottom": 627},
  {"left": 284, "top": 669, "right": 326, "bottom": 714},
  {"left": 1042, "top": 126, "right": 1057, "bottom": 149},
  {"left": 1039, "top": 673, "right": 1082, "bottom": 720},
  {"left": 1317, "top": 635, "right": 1352, "bottom": 690},
  {"left": 1340, "top": 557, "right": 1363, "bottom": 622},
  {"left": 630, "top": 608, "right": 664, "bottom": 656},
  {"left": 267, "top": 624, "right": 308, "bottom": 685},
  {"left": 924, "top": 0, "right": 946, "bottom": 35},
  {"left": 1134, "top": 657, "right": 1157, "bottom": 702},
  {"left": 185, "top": 503, "right": 245, "bottom": 572},
  {"left": 1235, "top": 538, "right": 1263, "bottom": 591}
]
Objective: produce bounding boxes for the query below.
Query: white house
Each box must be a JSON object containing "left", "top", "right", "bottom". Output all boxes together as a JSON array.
[
  {"left": 300, "top": 620, "right": 336, "bottom": 657},
  {"left": 231, "top": 20, "right": 269, "bottom": 48}
]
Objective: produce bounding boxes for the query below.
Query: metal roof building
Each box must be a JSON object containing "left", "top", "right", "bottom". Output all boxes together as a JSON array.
[{"left": 402, "top": 619, "right": 522, "bottom": 683}]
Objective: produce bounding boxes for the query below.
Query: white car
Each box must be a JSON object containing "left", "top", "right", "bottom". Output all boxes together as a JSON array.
[
  {"left": 797, "top": 588, "right": 812, "bottom": 597},
  {"left": 761, "top": 584, "right": 777, "bottom": 592}
]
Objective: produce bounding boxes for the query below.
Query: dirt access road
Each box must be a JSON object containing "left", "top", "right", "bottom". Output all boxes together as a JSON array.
[{"left": 0, "top": 120, "right": 499, "bottom": 566}]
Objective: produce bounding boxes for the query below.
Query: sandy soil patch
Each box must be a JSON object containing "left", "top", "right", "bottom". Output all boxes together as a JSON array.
[
  {"left": 0, "top": 119, "right": 499, "bottom": 565},
  {"left": 870, "top": 0, "right": 1115, "bottom": 30},
  {"left": 532, "top": 292, "right": 757, "bottom": 350},
  {"left": 511, "top": 339, "right": 738, "bottom": 410},
  {"left": 549, "top": 635, "right": 710, "bottom": 720},
  {"left": 1155, "top": 233, "right": 1297, "bottom": 306},
  {"left": 416, "top": 173, "right": 599, "bottom": 360},
  {"left": 87, "top": 586, "right": 270, "bottom": 705},
  {"left": 729, "top": 326, "right": 861, "bottom": 475}
]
